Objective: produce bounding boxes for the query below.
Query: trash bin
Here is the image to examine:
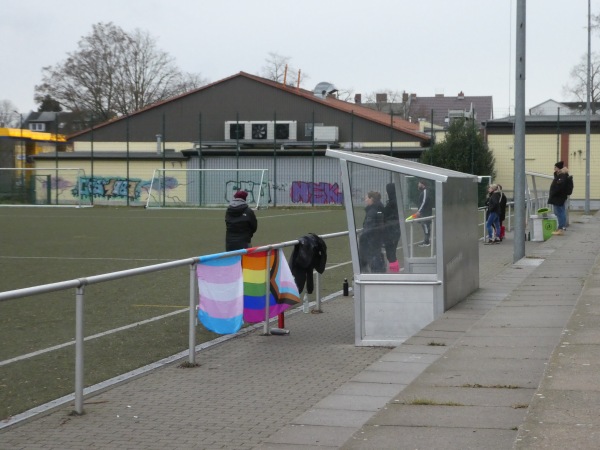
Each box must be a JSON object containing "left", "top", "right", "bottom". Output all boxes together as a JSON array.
[{"left": 530, "top": 213, "right": 557, "bottom": 241}]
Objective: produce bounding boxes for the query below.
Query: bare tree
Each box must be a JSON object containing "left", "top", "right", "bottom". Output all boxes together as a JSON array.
[
  {"left": 562, "top": 52, "right": 600, "bottom": 113},
  {"left": 0, "top": 100, "right": 20, "bottom": 127},
  {"left": 259, "top": 52, "right": 309, "bottom": 88},
  {"left": 35, "top": 22, "right": 207, "bottom": 122}
]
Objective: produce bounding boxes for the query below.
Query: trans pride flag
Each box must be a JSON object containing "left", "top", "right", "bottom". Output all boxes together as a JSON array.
[
  {"left": 197, "top": 254, "right": 244, "bottom": 334},
  {"left": 243, "top": 249, "right": 301, "bottom": 323}
]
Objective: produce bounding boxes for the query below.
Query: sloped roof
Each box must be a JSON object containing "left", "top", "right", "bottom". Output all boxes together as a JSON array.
[
  {"left": 406, "top": 92, "right": 494, "bottom": 128},
  {"left": 69, "top": 72, "right": 429, "bottom": 142}
]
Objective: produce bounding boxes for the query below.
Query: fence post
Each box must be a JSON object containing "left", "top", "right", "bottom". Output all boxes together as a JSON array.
[
  {"left": 74, "top": 284, "right": 85, "bottom": 415},
  {"left": 262, "top": 250, "right": 272, "bottom": 335},
  {"left": 189, "top": 262, "right": 197, "bottom": 365},
  {"left": 314, "top": 271, "right": 322, "bottom": 312}
]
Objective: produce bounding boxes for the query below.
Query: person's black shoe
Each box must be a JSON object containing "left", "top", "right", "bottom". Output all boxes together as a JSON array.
[{"left": 418, "top": 241, "right": 431, "bottom": 247}]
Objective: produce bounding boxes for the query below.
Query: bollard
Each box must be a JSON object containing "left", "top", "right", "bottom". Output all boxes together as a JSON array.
[{"left": 343, "top": 278, "right": 349, "bottom": 296}]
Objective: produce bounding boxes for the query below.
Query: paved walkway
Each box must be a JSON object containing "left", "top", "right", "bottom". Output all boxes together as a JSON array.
[{"left": 2, "top": 212, "right": 599, "bottom": 449}]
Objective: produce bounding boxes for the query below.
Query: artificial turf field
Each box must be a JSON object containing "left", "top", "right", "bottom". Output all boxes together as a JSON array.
[{"left": 0, "top": 205, "right": 352, "bottom": 420}]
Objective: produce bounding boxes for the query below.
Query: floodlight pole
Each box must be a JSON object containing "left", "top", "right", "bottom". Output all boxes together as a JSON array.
[
  {"left": 585, "top": 0, "right": 591, "bottom": 214},
  {"left": 513, "top": 0, "right": 526, "bottom": 262}
]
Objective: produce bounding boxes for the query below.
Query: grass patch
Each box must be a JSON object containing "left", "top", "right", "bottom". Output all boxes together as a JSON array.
[
  {"left": 406, "top": 398, "right": 464, "bottom": 406},
  {"left": 427, "top": 341, "right": 446, "bottom": 346},
  {"left": 462, "top": 383, "right": 520, "bottom": 389},
  {"left": 511, "top": 403, "right": 528, "bottom": 409}
]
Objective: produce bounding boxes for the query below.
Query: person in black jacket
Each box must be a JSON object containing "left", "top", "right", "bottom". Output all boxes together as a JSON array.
[
  {"left": 225, "top": 190, "right": 257, "bottom": 251},
  {"left": 359, "top": 191, "right": 385, "bottom": 273},
  {"left": 548, "top": 161, "right": 569, "bottom": 236},
  {"left": 484, "top": 184, "right": 502, "bottom": 244},
  {"left": 383, "top": 183, "right": 401, "bottom": 272}
]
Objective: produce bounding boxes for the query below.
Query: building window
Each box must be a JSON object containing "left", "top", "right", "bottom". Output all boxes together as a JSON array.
[{"left": 29, "top": 123, "right": 46, "bottom": 132}]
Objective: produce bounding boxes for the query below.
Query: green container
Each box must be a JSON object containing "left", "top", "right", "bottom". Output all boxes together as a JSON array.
[{"left": 542, "top": 218, "right": 557, "bottom": 240}]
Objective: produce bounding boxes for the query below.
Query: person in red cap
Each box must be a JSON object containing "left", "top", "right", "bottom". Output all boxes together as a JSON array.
[{"left": 225, "top": 190, "right": 257, "bottom": 251}]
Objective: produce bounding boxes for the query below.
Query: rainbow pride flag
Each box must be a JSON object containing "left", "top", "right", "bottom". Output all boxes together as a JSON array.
[
  {"left": 197, "top": 254, "right": 244, "bottom": 334},
  {"left": 242, "top": 249, "right": 301, "bottom": 323}
]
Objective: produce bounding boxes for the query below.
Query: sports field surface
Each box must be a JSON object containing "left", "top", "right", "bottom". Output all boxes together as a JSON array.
[{"left": 0, "top": 206, "right": 351, "bottom": 420}]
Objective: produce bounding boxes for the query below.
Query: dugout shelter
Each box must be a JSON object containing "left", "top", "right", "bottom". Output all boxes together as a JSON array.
[{"left": 326, "top": 149, "right": 480, "bottom": 346}]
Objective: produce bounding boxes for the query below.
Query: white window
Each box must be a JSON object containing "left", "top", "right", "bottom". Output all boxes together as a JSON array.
[{"left": 29, "top": 123, "right": 45, "bottom": 132}]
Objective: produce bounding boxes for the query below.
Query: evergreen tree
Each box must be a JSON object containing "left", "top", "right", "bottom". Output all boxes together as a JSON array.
[{"left": 420, "top": 118, "right": 496, "bottom": 205}]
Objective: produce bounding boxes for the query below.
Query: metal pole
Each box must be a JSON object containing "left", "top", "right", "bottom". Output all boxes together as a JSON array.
[
  {"left": 262, "top": 250, "right": 272, "bottom": 335},
  {"left": 90, "top": 125, "right": 94, "bottom": 206},
  {"left": 74, "top": 285, "right": 85, "bottom": 415},
  {"left": 513, "top": 0, "right": 526, "bottom": 262},
  {"left": 126, "top": 115, "right": 130, "bottom": 207},
  {"left": 556, "top": 107, "right": 560, "bottom": 163},
  {"left": 274, "top": 112, "right": 278, "bottom": 208},
  {"left": 162, "top": 114, "right": 166, "bottom": 207},
  {"left": 311, "top": 111, "right": 315, "bottom": 207},
  {"left": 585, "top": 0, "right": 591, "bottom": 214},
  {"left": 189, "top": 263, "right": 197, "bottom": 365},
  {"left": 315, "top": 271, "right": 322, "bottom": 312}
]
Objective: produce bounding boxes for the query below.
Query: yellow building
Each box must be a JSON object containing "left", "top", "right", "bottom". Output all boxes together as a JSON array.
[{"left": 484, "top": 115, "right": 600, "bottom": 210}]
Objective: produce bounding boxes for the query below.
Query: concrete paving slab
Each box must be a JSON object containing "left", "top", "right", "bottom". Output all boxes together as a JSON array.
[
  {"left": 515, "top": 422, "right": 600, "bottom": 449},
  {"left": 312, "top": 393, "right": 390, "bottom": 412},
  {"left": 520, "top": 389, "right": 600, "bottom": 426},
  {"left": 392, "top": 385, "right": 535, "bottom": 408},
  {"left": 379, "top": 351, "right": 441, "bottom": 364},
  {"left": 389, "top": 344, "right": 448, "bottom": 355},
  {"left": 444, "top": 344, "right": 554, "bottom": 360},
  {"left": 293, "top": 407, "right": 377, "bottom": 427},
  {"left": 260, "top": 424, "right": 356, "bottom": 448},
  {"left": 363, "top": 403, "right": 524, "bottom": 429},
  {"left": 414, "top": 358, "right": 547, "bottom": 389},
  {"left": 349, "top": 369, "right": 416, "bottom": 385},
  {"left": 341, "top": 425, "right": 518, "bottom": 450},
  {"left": 332, "top": 381, "right": 405, "bottom": 398}
]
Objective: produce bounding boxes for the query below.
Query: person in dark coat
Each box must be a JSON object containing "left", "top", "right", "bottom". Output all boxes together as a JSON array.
[
  {"left": 383, "top": 183, "right": 401, "bottom": 272},
  {"left": 497, "top": 184, "right": 508, "bottom": 240},
  {"left": 548, "top": 161, "right": 569, "bottom": 235},
  {"left": 225, "top": 190, "right": 257, "bottom": 251},
  {"left": 484, "top": 184, "right": 502, "bottom": 244},
  {"left": 359, "top": 191, "right": 385, "bottom": 273}
]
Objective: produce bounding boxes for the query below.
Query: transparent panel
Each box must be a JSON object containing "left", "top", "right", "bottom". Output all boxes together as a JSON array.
[{"left": 347, "top": 162, "right": 438, "bottom": 275}]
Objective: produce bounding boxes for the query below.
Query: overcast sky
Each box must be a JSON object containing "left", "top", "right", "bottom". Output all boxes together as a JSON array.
[{"left": 1, "top": 0, "right": 595, "bottom": 118}]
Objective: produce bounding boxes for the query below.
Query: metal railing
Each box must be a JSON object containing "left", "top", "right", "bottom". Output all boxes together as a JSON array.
[{"left": 0, "top": 231, "right": 349, "bottom": 416}]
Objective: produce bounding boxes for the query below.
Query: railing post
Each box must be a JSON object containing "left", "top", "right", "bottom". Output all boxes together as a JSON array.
[
  {"left": 263, "top": 250, "right": 272, "bottom": 335},
  {"left": 315, "top": 271, "right": 322, "bottom": 312},
  {"left": 74, "top": 285, "right": 85, "bottom": 415},
  {"left": 189, "top": 262, "right": 197, "bottom": 365}
]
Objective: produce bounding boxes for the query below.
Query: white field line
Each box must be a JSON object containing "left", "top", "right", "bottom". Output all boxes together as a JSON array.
[
  {"left": 0, "top": 256, "right": 173, "bottom": 261},
  {"left": 0, "top": 309, "right": 186, "bottom": 367},
  {"left": 0, "top": 260, "right": 351, "bottom": 368}
]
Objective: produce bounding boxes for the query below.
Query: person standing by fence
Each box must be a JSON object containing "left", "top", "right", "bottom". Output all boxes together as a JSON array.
[
  {"left": 225, "top": 190, "right": 258, "bottom": 251},
  {"left": 484, "top": 184, "right": 502, "bottom": 244},
  {"left": 383, "top": 183, "right": 402, "bottom": 272},
  {"left": 359, "top": 191, "right": 385, "bottom": 273},
  {"left": 548, "top": 161, "right": 569, "bottom": 236}
]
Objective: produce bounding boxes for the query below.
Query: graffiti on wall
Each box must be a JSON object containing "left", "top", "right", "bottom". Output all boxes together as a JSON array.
[
  {"left": 72, "top": 176, "right": 146, "bottom": 200},
  {"left": 225, "top": 180, "right": 270, "bottom": 204},
  {"left": 290, "top": 181, "right": 343, "bottom": 205}
]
